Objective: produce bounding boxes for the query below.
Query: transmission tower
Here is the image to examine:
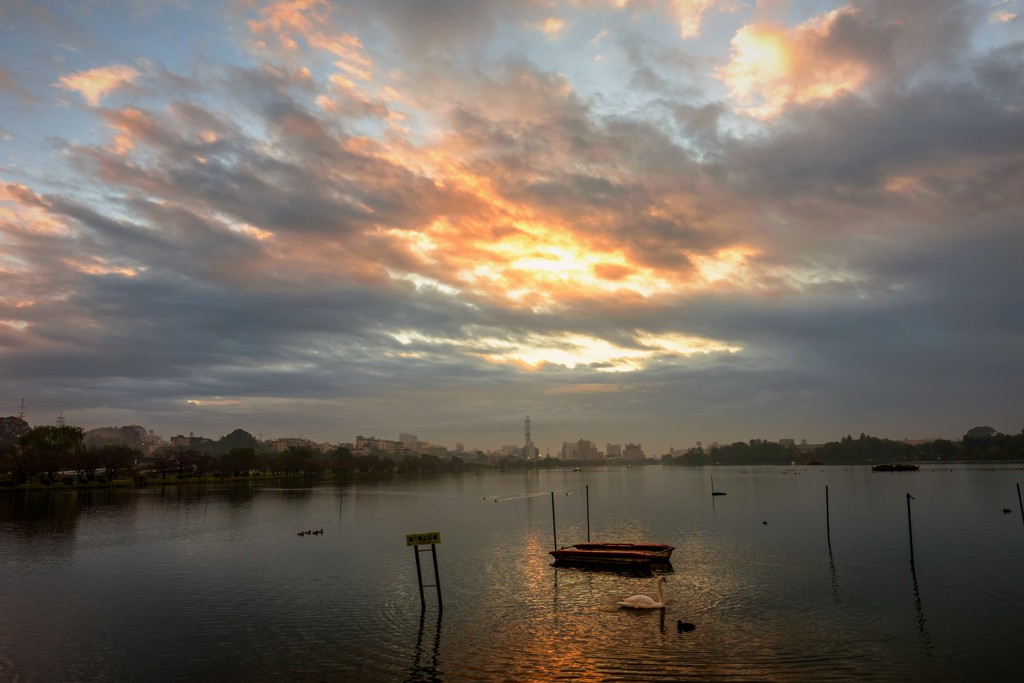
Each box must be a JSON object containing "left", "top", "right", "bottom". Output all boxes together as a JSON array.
[{"left": 17, "top": 398, "right": 26, "bottom": 420}]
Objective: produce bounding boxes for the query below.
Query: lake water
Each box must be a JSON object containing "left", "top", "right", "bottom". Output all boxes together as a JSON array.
[{"left": 2, "top": 465, "right": 1024, "bottom": 682}]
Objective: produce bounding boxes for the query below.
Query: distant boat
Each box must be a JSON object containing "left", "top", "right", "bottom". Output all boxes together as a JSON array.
[
  {"left": 550, "top": 542, "right": 674, "bottom": 567},
  {"left": 871, "top": 464, "right": 920, "bottom": 472}
]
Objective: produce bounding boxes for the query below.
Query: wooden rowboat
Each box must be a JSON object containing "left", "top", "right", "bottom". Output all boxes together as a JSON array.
[{"left": 549, "top": 542, "right": 674, "bottom": 566}]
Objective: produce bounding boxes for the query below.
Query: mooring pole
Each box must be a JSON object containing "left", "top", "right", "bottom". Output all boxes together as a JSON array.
[
  {"left": 1017, "top": 483, "right": 1023, "bottom": 527},
  {"left": 826, "top": 485, "right": 832, "bottom": 550},
  {"left": 431, "top": 544, "right": 443, "bottom": 613},
  {"left": 906, "top": 493, "right": 915, "bottom": 564},
  {"left": 551, "top": 491, "right": 557, "bottom": 550},
  {"left": 414, "top": 544, "right": 426, "bottom": 611},
  {"left": 586, "top": 484, "right": 591, "bottom": 543}
]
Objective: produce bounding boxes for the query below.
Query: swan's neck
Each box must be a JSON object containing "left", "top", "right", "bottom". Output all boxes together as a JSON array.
[{"left": 657, "top": 580, "right": 664, "bottom": 605}]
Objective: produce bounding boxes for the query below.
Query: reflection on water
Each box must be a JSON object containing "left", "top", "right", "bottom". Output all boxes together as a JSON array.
[
  {"left": 408, "top": 611, "right": 443, "bottom": 683},
  {"left": 2, "top": 467, "right": 1024, "bottom": 681}
]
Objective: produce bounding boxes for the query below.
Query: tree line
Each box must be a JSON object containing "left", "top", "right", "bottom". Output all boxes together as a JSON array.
[{"left": 663, "top": 426, "right": 1024, "bottom": 466}]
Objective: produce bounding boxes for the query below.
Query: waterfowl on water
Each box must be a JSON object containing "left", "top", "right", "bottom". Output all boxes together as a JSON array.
[
  {"left": 677, "top": 620, "right": 696, "bottom": 632},
  {"left": 618, "top": 576, "right": 666, "bottom": 609}
]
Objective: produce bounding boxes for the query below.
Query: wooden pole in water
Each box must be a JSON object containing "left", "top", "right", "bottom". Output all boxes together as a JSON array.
[
  {"left": 826, "top": 485, "right": 832, "bottom": 550},
  {"left": 586, "top": 484, "right": 591, "bottom": 542},
  {"left": 906, "top": 493, "right": 915, "bottom": 564},
  {"left": 1017, "top": 483, "right": 1023, "bottom": 527},
  {"left": 551, "top": 491, "right": 557, "bottom": 550},
  {"left": 414, "top": 545, "right": 426, "bottom": 611},
  {"left": 431, "top": 544, "right": 443, "bottom": 614}
]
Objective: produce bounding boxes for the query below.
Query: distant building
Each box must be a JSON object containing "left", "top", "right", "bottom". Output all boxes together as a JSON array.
[
  {"left": 779, "top": 439, "right": 795, "bottom": 447},
  {"left": 355, "top": 435, "right": 403, "bottom": 456},
  {"left": 578, "top": 439, "right": 600, "bottom": 461},
  {"left": 606, "top": 443, "right": 622, "bottom": 458},
  {"left": 420, "top": 445, "right": 449, "bottom": 458},
  {"left": 623, "top": 443, "right": 645, "bottom": 461},
  {"left": 275, "top": 437, "right": 317, "bottom": 452},
  {"left": 170, "top": 432, "right": 212, "bottom": 449},
  {"left": 563, "top": 440, "right": 600, "bottom": 461}
]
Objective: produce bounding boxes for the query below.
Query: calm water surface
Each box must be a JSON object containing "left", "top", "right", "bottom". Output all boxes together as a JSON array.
[{"left": 2, "top": 465, "right": 1023, "bottom": 682}]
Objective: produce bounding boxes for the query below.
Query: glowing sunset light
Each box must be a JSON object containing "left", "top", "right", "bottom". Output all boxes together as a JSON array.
[
  {"left": 692, "top": 246, "right": 758, "bottom": 284},
  {"left": 481, "top": 333, "right": 650, "bottom": 372},
  {"left": 720, "top": 9, "right": 870, "bottom": 119},
  {"left": 538, "top": 18, "right": 565, "bottom": 35},
  {"left": 186, "top": 398, "right": 245, "bottom": 407},
  {"left": 635, "top": 331, "right": 742, "bottom": 356},
  {"left": 391, "top": 329, "right": 741, "bottom": 373},
  {"left": 720, "top": 24, "right": 790, "bottom": 96},
  {"left": 65, "top": 259, "right": 140, "bottom": 278},
  {"left": 230, "top": 222, "right": 275, "bottom": 241}
]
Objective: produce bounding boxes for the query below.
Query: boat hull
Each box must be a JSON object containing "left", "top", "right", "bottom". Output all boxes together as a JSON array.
[{"left": 549, "top": 543, "right": 674, "bottom": 567}]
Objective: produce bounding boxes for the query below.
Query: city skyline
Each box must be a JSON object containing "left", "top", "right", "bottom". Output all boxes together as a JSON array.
[
  {"left": 1, "top": 401, "right": 974, "bottom": 458},
  {"left": 2, "top": 1, "right": 1023, "bottom": 456}
]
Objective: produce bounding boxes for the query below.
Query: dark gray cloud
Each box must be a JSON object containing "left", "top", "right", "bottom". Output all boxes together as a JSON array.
[{"left": 3, "top": 0, "right": 1022, "bottom": 451}]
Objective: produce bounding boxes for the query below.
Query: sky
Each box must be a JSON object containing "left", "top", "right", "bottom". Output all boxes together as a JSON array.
[{"left": 1, "top": 0, "right": 1023, "bottom": 455}]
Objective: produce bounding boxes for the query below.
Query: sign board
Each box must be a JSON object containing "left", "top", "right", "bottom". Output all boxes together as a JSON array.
[{"left": 406, "top": 532, "right": 441, "bottom": 546}]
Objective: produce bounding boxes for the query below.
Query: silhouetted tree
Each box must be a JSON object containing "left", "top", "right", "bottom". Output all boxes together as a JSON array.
[
  {"left": 98, "top": 444, "right": 137, "bottom": 481},
  {"left": 219, "top": 447, "right": 258, "bottom": 476},
  {"left": 17, "top": 425, "right": 86, "bottom": 484}
]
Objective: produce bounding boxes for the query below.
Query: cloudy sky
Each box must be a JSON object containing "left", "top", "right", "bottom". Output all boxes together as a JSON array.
[{"left": 1, "top": 0, "right": 1022, "bottom": 454}]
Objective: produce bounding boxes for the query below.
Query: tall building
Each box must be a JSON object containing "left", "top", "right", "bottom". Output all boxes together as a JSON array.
[
  {"left": 623, "top": 443, "right": 645, "bottom": 461},
  {"left": 522, "top": 416, "right": 537, "bottom": 459},
  {"left": 563, "top": 439, "right": 600, "bottom": 461},
  {"left": 577, "top": 439, "right": 600, "bottom": 461},
  {"left": 606, "top": 443, "right": 622, "bottom": 457}
]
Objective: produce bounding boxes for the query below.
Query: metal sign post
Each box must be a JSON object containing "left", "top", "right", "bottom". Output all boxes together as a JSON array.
[{"left": 406, "top": 532, "right": 443, "bottom": 613}]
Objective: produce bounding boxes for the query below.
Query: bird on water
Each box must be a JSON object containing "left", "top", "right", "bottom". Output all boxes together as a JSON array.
[
  {"left": 618, "top": 576, "right": 666, "bottom": 609},
  {"left": 677, "top": 620, "right": 696, "bottom": 632}
]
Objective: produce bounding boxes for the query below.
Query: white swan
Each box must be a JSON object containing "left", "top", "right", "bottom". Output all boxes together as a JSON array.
[{"left": 618, "top": 576, "right": 666, "bottom": 609}]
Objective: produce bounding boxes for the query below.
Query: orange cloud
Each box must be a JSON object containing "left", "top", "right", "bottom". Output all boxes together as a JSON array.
[
  {"left": 247, "top": 0, "right": 328, "bottom": 51},
  {"left": 672, "top": 0, "right": 718, "bottom": 39},
  {"left": 63, "top": 258, "right": 140, "bottom": 278},
  {"left": 719, "top": 7, "right": 870, "bottom": 119},
  {"left": 0, "top": 181, "right": 67, "bottom": 236},
  {"left": 537, "top": 17, "right": 566, "bottom": 35},
  {"left": 56, "top": 64, "right": 139, "bottom": 107},
  {"left": 248, "top": 0, "right": 375, "bottom": 83}
]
